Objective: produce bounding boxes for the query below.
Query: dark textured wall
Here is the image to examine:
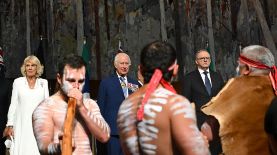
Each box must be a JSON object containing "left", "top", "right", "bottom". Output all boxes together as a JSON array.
[{"left": 0, "top": 0, "right": 276, "bottom": 82}]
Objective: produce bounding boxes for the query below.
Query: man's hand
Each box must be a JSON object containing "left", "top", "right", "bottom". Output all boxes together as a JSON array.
[
  {"left": 200, "top": 131, "right": 210, "bottom": 147},
  {"left": 58, "top": 133, "right": 76, "bottom": 152},
  {"left": 201, "top": 122, "right": 213, "bottom": 141},
  {"left": 3, "top": 126, "right": 14, "bottom": 138},
  {"left": 67, "top": 88, "right": 83, "bottom": 107}
]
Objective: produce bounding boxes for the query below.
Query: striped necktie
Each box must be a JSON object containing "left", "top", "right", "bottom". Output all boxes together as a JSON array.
[
  {"left": 203, "top": 71, "right": 212, "bottom": 95},
  {"left": 119, "top": 76, "right": 128, "bottom": 98}
]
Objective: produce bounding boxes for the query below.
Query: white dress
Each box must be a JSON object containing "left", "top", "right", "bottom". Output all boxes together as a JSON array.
[{"left": 6, "top": 77, "right": 49, "bottom": 155}]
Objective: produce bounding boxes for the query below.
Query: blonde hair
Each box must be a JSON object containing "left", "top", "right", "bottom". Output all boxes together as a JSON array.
[{"left": 20, "top": 55, "right": 44, "bottom": 77}]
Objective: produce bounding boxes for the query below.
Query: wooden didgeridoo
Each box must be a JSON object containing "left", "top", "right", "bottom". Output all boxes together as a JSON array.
[{"left": 62, "top": 98, "right": 77, "bottom": 155}]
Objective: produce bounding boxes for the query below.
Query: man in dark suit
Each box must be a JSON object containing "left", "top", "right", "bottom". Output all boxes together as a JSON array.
[
  {"left": 97, "top": 52, "right": 140, "bottom": 155},
  {"left": 183, "top": 49, "right": 224, "bottom": 155}
]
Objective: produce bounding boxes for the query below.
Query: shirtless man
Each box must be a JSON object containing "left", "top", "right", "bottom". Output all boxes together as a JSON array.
[
  {"left": 32, "top": 54, "right": 110, "bottom": 154},
  {"left": 117, "top": 41, "right": 210, "bottom": 155}
]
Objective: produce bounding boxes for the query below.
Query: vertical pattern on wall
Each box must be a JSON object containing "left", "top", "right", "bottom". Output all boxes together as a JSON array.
[
  {"left": 77, "top": 0, "right": 84, "bottom": 56},
  {"left": 173, "top": 0, "right": 185, "bottom": 87},
  {"left": 252, "top": 0, "right": 277, "bottom": 55},
  {"left": 240, "top": 0, "right": 251, "bottom": 43},
  {"left": 93, "top": 0, "right": 101, "bottom": 79},
  {"left": 45, "top": 0, "right": 56, "bottom": 79},
  {"left": 3, "top": 0, "right": 27, "bottom": 78},
  {"left": 159, "top": 0, "right": 167, "bottom": 41},
  {"left": 207, "top": 0, "right": 216, "bottom": 71},
  {"left": 26, "top": 0, "right": 31, "bottom": 55},
  {"left": 104, "top": 0, "right": 110, "bottom": 40}
]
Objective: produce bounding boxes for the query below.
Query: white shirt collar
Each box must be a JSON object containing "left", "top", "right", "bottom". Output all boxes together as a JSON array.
[
  {"left": 198, "top": 68, "right": 210, "bottom": 74},
  {"left": 116, "top": 72, "right": 127, "bottom": 81}
]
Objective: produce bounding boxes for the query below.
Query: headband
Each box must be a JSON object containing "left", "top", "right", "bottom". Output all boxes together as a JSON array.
[
  {"left": 137, "top": 69, "right": 176, "bottom": 121},
  {"left": 239, "top": 55, "right": 277, "bottom": 95}
]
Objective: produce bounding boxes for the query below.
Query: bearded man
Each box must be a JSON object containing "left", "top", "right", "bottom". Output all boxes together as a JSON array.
[
  {"left": 32, "top": 54, "right": 110, "bottom": 154},
  {"left": 201, "top": 45, "right": 276, "bottom": 155}
]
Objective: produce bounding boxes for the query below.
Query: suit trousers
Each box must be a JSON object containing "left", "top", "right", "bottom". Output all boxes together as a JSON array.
[{"left": 107, "top": 135, "right": 123, "bottom": 155}]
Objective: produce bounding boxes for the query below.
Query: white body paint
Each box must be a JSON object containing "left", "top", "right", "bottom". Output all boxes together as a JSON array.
[
  {"left": 33, "top": 98, "right": 110, "bottom": 155},
  {"left": 117, "top": 87, "right": 210, "bottom": 155}
]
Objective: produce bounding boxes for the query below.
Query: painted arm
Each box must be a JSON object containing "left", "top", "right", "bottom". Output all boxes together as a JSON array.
[
  {"left": 117, "top": 99, "right": 139, "bottom": 155},
  {"left": 170, "top": 96, "right": 210, "bottom": 155},
  {"left": 77, "top": 99, "right": 110, "bottom": 143},
  {"left": 32, "top": 99, "right": 60, "bottom": 154}
]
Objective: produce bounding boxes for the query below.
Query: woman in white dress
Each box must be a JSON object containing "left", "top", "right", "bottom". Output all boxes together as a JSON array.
[{"left": 3, "top": 55, "right": 49, "bottom": 155}]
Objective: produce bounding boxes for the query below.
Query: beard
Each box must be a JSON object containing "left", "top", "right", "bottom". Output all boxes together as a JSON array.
[
  {"left": 61, "top": 81, "right": 72, "bottom": 95},
  {"left": 60, "top": 81, "right": 85, "bottom": 96}
]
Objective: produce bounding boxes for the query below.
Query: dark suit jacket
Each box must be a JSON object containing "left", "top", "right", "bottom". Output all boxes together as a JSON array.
[
  {"left": 97, "top": 74, "right": 139, "bottom": 135},
  {"left": 183, "top": 69, "right": 224, "bottom": 127}
]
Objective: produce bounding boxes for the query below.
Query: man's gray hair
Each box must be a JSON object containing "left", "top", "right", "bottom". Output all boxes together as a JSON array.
[
  {"left": 241, "top": 45, "right": 275, "bottom": 74},
  {"left": 114, "top": 52, "right": 131, "bottom": 65}
]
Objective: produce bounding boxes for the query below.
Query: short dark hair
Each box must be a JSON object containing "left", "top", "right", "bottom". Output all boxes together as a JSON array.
[
  {"left": 58, "top": 54, "right": 86, "bottom": 76},
  {"left": 140, "top": 41, "right": 176, "bottom": 83}
]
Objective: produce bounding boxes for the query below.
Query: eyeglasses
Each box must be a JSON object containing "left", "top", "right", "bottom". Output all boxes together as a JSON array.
[{"left": 197, "top": 57, "right": 210, "bottom": 61}]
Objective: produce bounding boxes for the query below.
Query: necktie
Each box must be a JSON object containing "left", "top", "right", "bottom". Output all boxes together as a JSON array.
[
  {"left": 203, "top": 71, "right": 212, "bottom": 95},
  {"left": 119, "top": 76, "right": 128, "bottom": 98}
]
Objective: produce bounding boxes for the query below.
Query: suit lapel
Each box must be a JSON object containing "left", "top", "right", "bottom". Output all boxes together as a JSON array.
[
  {"left": 196, "top": 70, "right": 207, "bottom": 91},
  {"left": 210, "top": 71, "right": 216, "bottom": 95}
]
